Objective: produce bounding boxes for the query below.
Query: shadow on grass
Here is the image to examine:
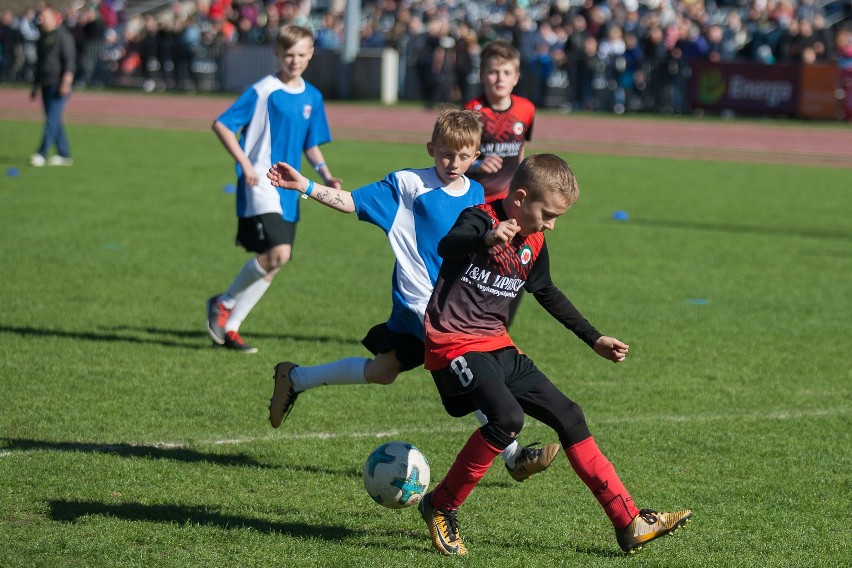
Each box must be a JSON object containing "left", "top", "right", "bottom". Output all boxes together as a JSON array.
[
  {"left": 109, "top": 325, "right": 364, "bottom": 346},
  {"left": 625, "top": 218, "right": 852, "bottom": 242},
  {"left": 0, "top": 324, "right": 363, "bottom": 349},
  {"left": 570, "top": 545, "right": 626, "bottom": 558},
  {"left": 2, "top": 438, "right": 365, "bottom": 478},
  {"left": 49, "top": 499, "right": 358, "bottom": 540},
  {"left": 0, "top": 325, "right": 206, "bottom": 349},
  {"left": 2, "top": 438, "right": 278, "bottom": 468}
]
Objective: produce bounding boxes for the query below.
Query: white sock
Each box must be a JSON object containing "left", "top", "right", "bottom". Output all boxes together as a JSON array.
[
  {"left": 473, "top": 409, "right": 520, "bottom": 466},
  {"left": 220, "top": 258, "right": 267, "bottom": 309},
  {"left": 291, "top": 357, "right": 369, "bottom": 393},
  {"left": 502, "top": 440, "right": 521, "bottom": 468},
  {"left": 225, "top": 277, "right": 271, "bottom": 332}
]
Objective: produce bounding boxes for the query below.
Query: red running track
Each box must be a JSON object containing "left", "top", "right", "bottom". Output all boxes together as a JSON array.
[{"left": 1, "top": 87, "right": 850, "bottom": 168}]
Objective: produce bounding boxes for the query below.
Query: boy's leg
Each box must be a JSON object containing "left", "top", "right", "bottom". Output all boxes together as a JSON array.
[
  {"left": 516, "top": 380, "right": 639, "bottom": 527},
  {"left": 226, "top": 238, "right": 293, "bottom": 332},
  {"left": 472, "top": 409, "right": 560, "bottom": 481},
  {"left": 518, "top": 380, "right": 692, "bottom": 553},
  {"left": 224, "top": 271, "right": 271, "bottom": 332},
  {"left": 210, "top": 214, "right": 294, "bottom": 351},
  {"left": 269, "top": 325, "right": 419, "bottom": 428},
  {"left": 206, "top": 256, "right": 267, "bottom": 344},
  {"left": 292, "top": 357, "right": 370, "bottom": 391},
  {"left": 207, "top": 256, "right": 269, "bottom": 351},
  {"left": 423, "top": 353, "right": 523, "bottom": 555},
  {"left": 269, "top": 357, "right": 369, "bottom": 428}
]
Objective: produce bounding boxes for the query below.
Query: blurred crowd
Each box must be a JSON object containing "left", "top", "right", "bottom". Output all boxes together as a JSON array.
[{"left": 2, "top": 0, "right": 851, "bottom": 111}]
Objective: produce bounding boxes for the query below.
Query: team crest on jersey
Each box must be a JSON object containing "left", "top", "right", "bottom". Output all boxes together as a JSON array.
[
  {"left": 303, "top": 105, "right": 312, "bottom": 119},
  {"left": 519, "top": 245, "right": 533, "bottom": 266},
  {"left": 513, "top": 121, "right": 524, "bottom": 136}
]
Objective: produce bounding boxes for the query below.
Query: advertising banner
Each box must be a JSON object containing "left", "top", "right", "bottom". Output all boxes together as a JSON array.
[
  {"left": 844, "top": 65, "right": 852, "bottom": 122},
  {"left": 689, "top": 61, "right": 800, "bottom": 115},
  {"left": 798, "top": 64, "right": 842, "bottom": 120}
]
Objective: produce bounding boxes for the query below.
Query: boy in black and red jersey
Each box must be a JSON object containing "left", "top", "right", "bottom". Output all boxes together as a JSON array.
[
  {"left": 419, "top": 154, "right": 692, "bottom": 556},
  {"left": 463, "top": 39, "right": 535, "bottom": 202},
  {"left": 463, "top": 39, "right": 555, "bottom": 467}
]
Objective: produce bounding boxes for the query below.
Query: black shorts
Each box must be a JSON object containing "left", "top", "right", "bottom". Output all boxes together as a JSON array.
[
  {"left": 236, "top": 213, "right": 296, "bottom": 253},
  {"left": 430, "top": 347, "right": 547, "bottom": 417},
  {"left": 361, "top": 323, "right": 425, "bottom": 372}
]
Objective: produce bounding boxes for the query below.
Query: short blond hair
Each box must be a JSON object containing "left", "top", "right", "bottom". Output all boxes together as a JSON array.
[
  {"left": 430, "top": 108, "right": 483, "bottom": 150},
  {"left": 276, "top": 24, "right": 314, "bottom": 54},
  {"left": 480, "top": 39, "right": 521, "bottom": 72},
  {"left": 510, "top": 154, "right": 579, "bottom": 206}
]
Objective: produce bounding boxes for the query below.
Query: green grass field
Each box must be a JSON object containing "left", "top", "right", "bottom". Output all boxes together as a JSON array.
[{"left": 0, "top": 119, "right": 850, "bottom": 567}]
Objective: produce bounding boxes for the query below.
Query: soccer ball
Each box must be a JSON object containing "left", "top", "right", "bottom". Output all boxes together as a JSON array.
[{"left": 363, "top": 441, "right": 430, "bottom": 509}]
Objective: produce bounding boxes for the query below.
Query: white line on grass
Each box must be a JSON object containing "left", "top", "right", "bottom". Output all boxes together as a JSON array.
[
  {"left": 0, "top": 407, "right": 847, "bottom": 457},
  {"left": 204, "top": 406, "right": 849, "bottom": 446}
]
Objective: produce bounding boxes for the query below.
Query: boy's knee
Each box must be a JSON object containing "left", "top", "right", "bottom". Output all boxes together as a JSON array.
[
  {"left": 480, "top": 421, "right": 519, "bottom": 450},
  {"left": 259, "top": 246, "right": 292, "bottom": 272},
  {"left": 364, "top": 355, "right": 403, "bottom": 385},
  {"left": 366, "top": 371, "right": 399, "bottom": 385},
  {"left": 555, "top": 400, "right": 591, "bottom": 446}
]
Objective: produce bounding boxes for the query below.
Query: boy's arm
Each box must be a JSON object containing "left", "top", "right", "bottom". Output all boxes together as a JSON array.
[
  {"left": 303, "top": 145, "right": 342, "bottom": 190},
  {"left": 267, "top": 161, "right": 355, "bottom": 213},
  {"left": 212, "top": 120, "right": 258, "bottom": 186},
  {"left": 437, "top": 208, "right": 501, "bottom": 258}
]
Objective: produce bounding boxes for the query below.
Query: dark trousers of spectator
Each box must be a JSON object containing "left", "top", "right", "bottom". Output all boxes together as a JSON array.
[{"left": 38, "top": 85, "right": 71, "bottom": 158}]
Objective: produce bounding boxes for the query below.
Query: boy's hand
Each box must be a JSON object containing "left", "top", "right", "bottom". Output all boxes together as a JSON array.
[
  {"left": 267, "top": 161, "right": 308, "bottom": 192},
  {"left": 485, "top": 218, "right": 520, "bottom": 246},
  {"left": 476, "top": 155, "right": 504, "bottom": 174},
  {"left": 593, "top": 336, "right": 629, "bottom": 363},
  {"left": 242, "top": 163, "right": 259, "bottom": 187}
]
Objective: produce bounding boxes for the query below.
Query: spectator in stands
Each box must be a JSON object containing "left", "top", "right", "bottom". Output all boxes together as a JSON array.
[
  {"left": 361, "top": 20, "right": 386, "bottom": 48},
  {"left": 19, "top": 7, "right": 40, "bottom": 84},
  {"left": 315, "top": 11, "right": 343, "bottom": 51},
  {"left": 453, "top": 21, "right": 479, "bottom": 103},
  {"left": 0, "top": 9, "right": 19, "bottom": 82}
]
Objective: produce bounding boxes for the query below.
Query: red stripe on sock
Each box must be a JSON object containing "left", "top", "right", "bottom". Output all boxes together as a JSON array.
[
  {"left": 431, "top": 429, "right": 502, "bottom": 511},
  {"left": 566, "top": 437, "right": 640, "bottom": 529}
]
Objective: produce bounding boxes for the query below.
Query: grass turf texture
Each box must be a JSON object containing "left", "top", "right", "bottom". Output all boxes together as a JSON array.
[{"left": 1, "top": 119, "right": 850, "bottom": 567}]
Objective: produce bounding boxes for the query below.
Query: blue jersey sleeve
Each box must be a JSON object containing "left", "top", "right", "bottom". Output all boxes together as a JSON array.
[
  {"left": 304, "top": 92, "right": 332, "bottom": 150},
  {"left": 216, "top": 87, "right": 258, "bottom": 133},
  {"left": 352, "top": 173, "right": 401, "bottom": 233}
]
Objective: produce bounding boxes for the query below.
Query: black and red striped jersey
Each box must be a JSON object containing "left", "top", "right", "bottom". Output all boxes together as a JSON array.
[
  {"left": 424, "top": 201, "right": 601, "bottom": 370},
  {"left": 464, "top": 95, "right": 535, "bottom": 200}
]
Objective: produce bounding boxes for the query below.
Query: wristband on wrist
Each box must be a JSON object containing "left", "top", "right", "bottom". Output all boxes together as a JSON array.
[
  {"left": 301, "top": 179, "right": 315, "bottom": 199},
  {"left": 472, "top": 159, "right": 482, "bottom": 171},
  {"left": 312, "top": 161, "right": 326, "bottom": 172}
]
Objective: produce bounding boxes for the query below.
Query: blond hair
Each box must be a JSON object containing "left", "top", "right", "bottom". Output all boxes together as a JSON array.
[
  {"left": 276, "top": 24, "right": 314, "bottom": 54},
  {"left": 430, "top": 108, "right": 483, "bottom": 150},
  {"left": 480, "top": 39, "right": 521, "bottom": 72},
  {"left": 510, "top": 154, "right": 579, "bottom": 206}
]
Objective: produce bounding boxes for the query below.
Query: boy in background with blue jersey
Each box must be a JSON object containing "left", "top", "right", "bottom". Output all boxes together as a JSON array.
[
  {"left": 206, "top": 25, "right": 341, "bottom": 353},
  {"left": 265, "top": 109, "right": 559, "bottom": 482}
]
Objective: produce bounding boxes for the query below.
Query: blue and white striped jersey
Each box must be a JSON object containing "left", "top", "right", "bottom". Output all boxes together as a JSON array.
[
  {"left": 352, "top": 167, "right": 485, "bottom": 339},
  {"left": 216, "top": 75, "right": 332, "bottom": 222}
]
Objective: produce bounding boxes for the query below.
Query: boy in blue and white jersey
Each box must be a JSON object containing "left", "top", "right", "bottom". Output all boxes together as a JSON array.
[
  {"left": 265, "top": 109, "right": 559, "bottom": 482},
  {"left": 206, "top": 25, "right": 341, "bottom": 353}
]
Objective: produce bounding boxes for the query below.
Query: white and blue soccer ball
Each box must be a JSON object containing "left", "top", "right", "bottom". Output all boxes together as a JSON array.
[{"left": 363, "top": 441, "right": 430, "bottom": 509}]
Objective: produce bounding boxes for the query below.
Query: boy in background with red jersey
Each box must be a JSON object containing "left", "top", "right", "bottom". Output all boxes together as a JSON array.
[{"left": 464, "top": 40, "right": 535, "bottom": 201}]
